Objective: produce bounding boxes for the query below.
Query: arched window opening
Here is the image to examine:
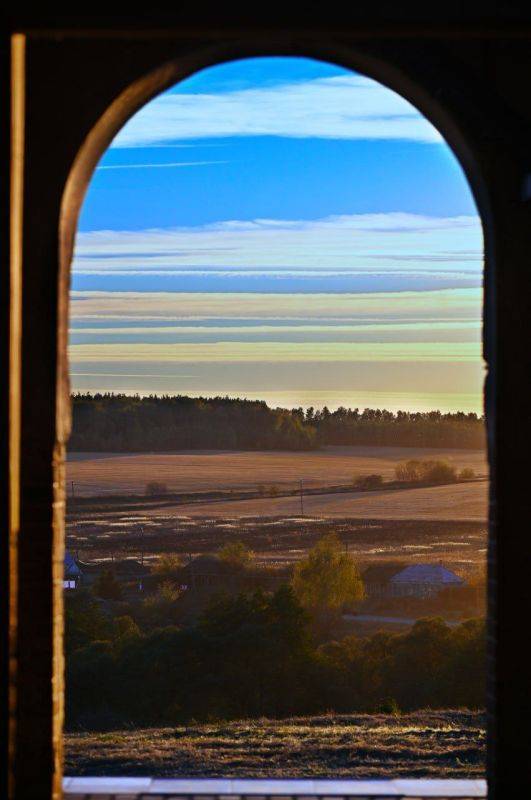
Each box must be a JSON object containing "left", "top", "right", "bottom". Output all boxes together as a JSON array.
[{"left": 63, "top": 56, "right": 487, "bottom": 782}]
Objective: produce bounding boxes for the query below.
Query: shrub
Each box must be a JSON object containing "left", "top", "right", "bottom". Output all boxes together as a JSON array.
[
  {"left": 151, "top": 553, "right": 182, "bottom": 577},
  {"left": 395, "top": 459, "right": 456, "bottom": 484},
  {"left": 65, "top": 591, "right": 112, "bottom": 653},
  {"left": 421, "top": 460, "right": 457, "bottom": 483},
  {"left": 378, "top": 696, "right": 401, "bottom": 714},
  {"left": 459, "top": 467, "right": 476, "bottom": 480},
  {"left": 353, "top": 473, "right": 384, "bottom": 490},
  {"left": 163, "top": 581, "right": 182, "bottom": 601},
  {"left": 112, "top": 615, "right": 141, "bottom": 645},
  {"left": 267, "top": 485, "right": 279, "bottom": 497},
  {"left": 141, "top": 581, "right": 183, "bottom": 628},
  {"left": 145, "top": 480, "right": 168, "bottom": 496},
  {"left": 93, "top": 568, "right": 122, "bottom": 600},
  {"left": 218, "top": 541, "right": 254, "bottom": 569},
  {"left": 395, "top": 459, "right": 422, "bottom": 482}
]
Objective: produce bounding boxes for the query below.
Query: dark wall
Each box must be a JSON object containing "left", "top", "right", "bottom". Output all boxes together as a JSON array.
[{"left": 3, "top": 9, "right": 531, "bottom": 798}]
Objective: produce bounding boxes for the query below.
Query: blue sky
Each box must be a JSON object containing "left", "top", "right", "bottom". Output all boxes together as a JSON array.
[{"left": 71, "top": 57, "right": 484, "bottom": 412}]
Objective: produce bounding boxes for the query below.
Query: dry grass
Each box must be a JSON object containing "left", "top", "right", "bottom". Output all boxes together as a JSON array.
[
  {"left": 67, "top": 446, "right": 487, "bottom": 498},
  {"left": 64, "top": 710, "right": 485, "bottom": 778}
]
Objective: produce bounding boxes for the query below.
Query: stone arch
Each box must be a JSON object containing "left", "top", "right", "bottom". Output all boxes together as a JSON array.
[{"left": 58, "top": 32, "right": 496, "bottom": 716}]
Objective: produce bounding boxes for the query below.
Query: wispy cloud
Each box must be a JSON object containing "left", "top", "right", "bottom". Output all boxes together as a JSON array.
[
  {"left": 70, "top": 372, "right": 196, "bottom": 378},
  {"left": 74, "top": 213, "right": 482, "bottom": 275},
  {"left": 111, "top": 75, "right": 441, "bottom": 148},
  {"left": 70, "top": 321, "right": 480, "bottom": 336},
  {"left": 70, "top": 288, "right": 482, "bottom": 322},
  {"left": 69, "top": 340, "right": 481, "bottom": 363},
  {"left": 96, "top": 160, "right": 229, "bottom": 170},
  {"left": 69, "top": 319, "right": 481, "bottom": 350}
]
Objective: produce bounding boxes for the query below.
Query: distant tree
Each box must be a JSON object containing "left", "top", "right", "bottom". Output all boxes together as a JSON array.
[
  {"left": 198, "top": 586, "right": 313, "bottom": 718},
  {"left": 420, "top": 460, "right": 457, "bottom": 483},
  {"left": 112, "top": 615, "right": 141, "bottom": 647},
  {"left": 93, "top": 568, "right": 122, "bottom": 600},
  {"left": 384, "top": 617, "right": 453, "bottom": 708},
  {"left": 395, "top": 459, "right": 456, "bottom": 484},
  {"left": 151, "top": 553, "right": 182, "bottom": 577},
  {"left": 112, "top": 614, "right": 140, "bottom": 637},
  {"left": 292, "top": 534, "right": 364, "bottom": 628},
  {"left": 64, "top": 591, "right": 112, "bottom": 653},
  {"left": 395, "top": 459, "right": 422, "bottom": 482},
  {"left": 445, "top": 617, "right": 486, "bottom": 708},
  {"left": 145, "top": 580, "right": 182, "bottom": 605},
  {"left": 141, "top": 581, "right": 183, "bottom": 629},
  {"left": 145, "top": 481, "right": 168, "bottom": 496},
  {"left": 218, "top": 541, "right": 254, "bottom": 569},
  {"left": 353, "top": 473, "right": 384, "bottom": 490},
  {"left": 267, "top": 485, "right": 279, "bottom": 497},
  {"left": 66, "top": 641, "right": 116, "bottom": 724}
]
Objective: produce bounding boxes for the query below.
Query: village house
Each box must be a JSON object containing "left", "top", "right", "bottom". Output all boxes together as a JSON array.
[
  {"left": 362, "top": 563, "right": 405, "bottom": 598},
  {"left": 390, "top": 563, "right": 465, "bottom": 598},
  {"left": 80, "top": 558, "right": 149, "bottom": 592},
  {"left": 63, "top": 551, "right": 83, "bottom": 590},
  {"left": 178, "top": 554, "right": 288, "bottom": 594},
  {"left": 363, "top": 562, "right": 465, "bottom": 599},
  {"left": 179, "top": 554, "right": 241, "bottom": 591}
]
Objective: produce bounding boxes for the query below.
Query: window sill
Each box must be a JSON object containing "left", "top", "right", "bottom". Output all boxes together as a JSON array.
[{"left": 63, "top": 777, "right": 487, "bottom": 798}]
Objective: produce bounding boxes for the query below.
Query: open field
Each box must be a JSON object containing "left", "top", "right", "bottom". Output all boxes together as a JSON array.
[
  {"left": 67, "top": 446, "right": 487, "bottom": 497},
  {"left": 149, "top": 480, "right": 487, "bottom": 522},
  {"left": 65, "top": 710, "right": 485, "bottom": 778},
  {"left": 67, "top": 515, "right": 486, "bottom": 573},
  {"left": 66, "top": 445, "right": 487, "bottom": 574}
]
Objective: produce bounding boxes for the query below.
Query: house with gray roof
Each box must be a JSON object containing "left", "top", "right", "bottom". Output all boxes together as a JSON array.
[
  {"left": 390, "top": 563, "right": 465, "bottom": 598},
  {"left": 363, "top": 562, "right": 465, "bottom": 599}
]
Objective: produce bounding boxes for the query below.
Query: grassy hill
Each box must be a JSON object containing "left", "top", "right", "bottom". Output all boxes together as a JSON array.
[{"left": 65, "top": 710, "right": 485, "bottom": 778}]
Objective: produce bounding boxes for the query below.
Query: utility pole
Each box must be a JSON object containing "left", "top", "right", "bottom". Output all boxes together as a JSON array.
[
  {"left": 139, "top": 525, "right": 145, "bottom": 567},
  {"left": 189, "top": 551, "right": 195, "bottom": 590},
  {"left": 299, "top": 479, "right": 304, "bottom": 516}
]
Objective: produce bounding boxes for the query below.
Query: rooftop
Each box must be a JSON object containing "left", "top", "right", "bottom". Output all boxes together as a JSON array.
[{"left": 391, "top": 564, "right": 464, "bottom": 585}]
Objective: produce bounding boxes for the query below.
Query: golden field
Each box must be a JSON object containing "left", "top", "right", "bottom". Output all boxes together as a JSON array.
[
  {"left": 67, "top": 445, "right": 487, "bottom": 498},
  {"left": 159, "top": 479, "right": 487, "bottom": 521}
]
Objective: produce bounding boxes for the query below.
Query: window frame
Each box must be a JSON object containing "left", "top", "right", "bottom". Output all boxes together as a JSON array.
[{"left": 5, "top": 19, "right": 530, "bottom": 799}]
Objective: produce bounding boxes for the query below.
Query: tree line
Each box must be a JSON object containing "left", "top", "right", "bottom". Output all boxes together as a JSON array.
[
  {"left": 65, "top": 588, "right": 484, "bottom": 729},
  {"left": 69, "top": 393, "right": 485, "bottom": 452}
]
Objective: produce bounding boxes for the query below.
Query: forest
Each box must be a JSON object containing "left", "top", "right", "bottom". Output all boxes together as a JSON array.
[{"left": 69, "top": 393, "right": 485, "bottom": 452}]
